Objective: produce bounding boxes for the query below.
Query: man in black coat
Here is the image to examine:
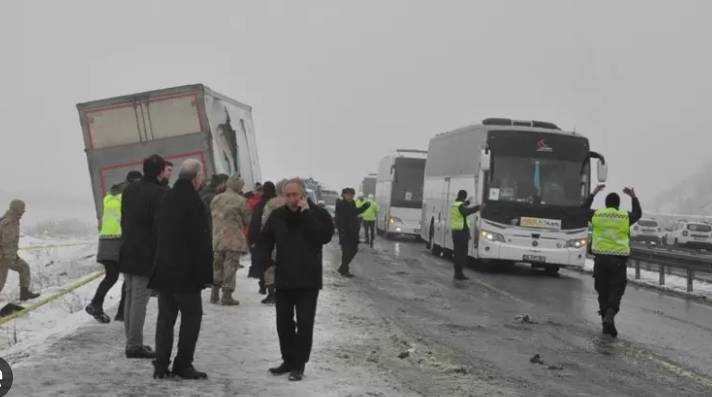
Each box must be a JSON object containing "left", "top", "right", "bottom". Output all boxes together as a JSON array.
[
  {"left": 259, "top": 178, "right": 334, "bottom": 382},
  {"left": 118, "top": 154, "right": 167, "bottom": 359},
  {"left": 149, "top": 159, "right": 213, "bottom": 379},
  {"left": 334, "top": 188, "right": 370, "bottom": 277}
]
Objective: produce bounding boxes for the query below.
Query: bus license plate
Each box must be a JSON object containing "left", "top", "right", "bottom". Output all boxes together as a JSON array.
[{"left": 523, "top": 255, "right": 546, "bottom": 263}]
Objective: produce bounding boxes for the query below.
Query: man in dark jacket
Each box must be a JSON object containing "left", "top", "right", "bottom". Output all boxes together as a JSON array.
[
  {"left": 259, "top": 178, "right": 334, "bottom": 382},
  {"left": 149, "top": 159, "right": 213, "bottom": 380},
  {"left": 118, "top": 154, "right": 167, "bottom": 359},
  {"left": 334, "top": 188, "right": 369, "bottom": 277}
]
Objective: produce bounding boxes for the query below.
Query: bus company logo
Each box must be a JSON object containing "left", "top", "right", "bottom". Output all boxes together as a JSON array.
[
  {"left": 0, "top": 357, "right": 13, "bottom": 396},
  {"left": 536, "top": 139, "right": 553, "bottom": 152}
]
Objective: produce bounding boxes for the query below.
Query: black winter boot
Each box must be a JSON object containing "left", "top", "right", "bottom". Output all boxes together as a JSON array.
[
  {"left": 602, "top": 308, "right": 618, "bottom": 338},
  {"left": 85, "top": 302, "right": 111, "bottom": 324},
  {"left": 153, "top": 360, "right": 172, "bottom": 379},
  {"left": 20, "top": 287, "right": 40, "bottom": 301},
  {"left": 261, "top": 287, "right": 275, "bottom": 304},
  {"left": 172, "top": 365, "right": 208, "bottom": 380}
]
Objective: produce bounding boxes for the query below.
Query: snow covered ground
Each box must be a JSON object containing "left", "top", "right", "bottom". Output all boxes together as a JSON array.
[
  {"left": 4, "top": 236, "right": 712, "bottom": 396},
  {"left": 0, "top": 235, "right": 101, "bottom": 350},
  {"left": 1, "top": 242, "right": 423, "bottom": 396}
]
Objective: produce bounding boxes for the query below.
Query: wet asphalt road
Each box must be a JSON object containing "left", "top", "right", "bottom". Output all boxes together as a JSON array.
[{"left": 330, "top": 236, "right": 712, "bottom": 396}]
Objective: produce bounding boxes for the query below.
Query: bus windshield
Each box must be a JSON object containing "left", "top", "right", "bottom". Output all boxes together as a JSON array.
[
  {"left": 488, "top": 156, "right": 587, "bottom": 207},
  {"left": 391, "top": 158, "right": 425, "bottom": 208}
]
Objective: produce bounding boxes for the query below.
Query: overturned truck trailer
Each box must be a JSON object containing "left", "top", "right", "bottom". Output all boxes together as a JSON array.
[{"left": 77, "top": 84, "right": 261, "bottom": 220}]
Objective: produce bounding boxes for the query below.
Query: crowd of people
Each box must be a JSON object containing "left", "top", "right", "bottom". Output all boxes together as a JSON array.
[
  {"left": 77, "top": 154, "right": 348, "bottom": 381},
  {"left": 0, "top": 149, "right": 644, "bottom": 387}
]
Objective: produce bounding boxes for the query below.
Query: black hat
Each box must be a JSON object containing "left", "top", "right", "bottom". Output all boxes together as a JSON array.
[
  {"left": 126, "top": 170, "right": 143, "bottom": 183},
  {"left": 605, "top": 193, "right": 620, "bottom": 208}
]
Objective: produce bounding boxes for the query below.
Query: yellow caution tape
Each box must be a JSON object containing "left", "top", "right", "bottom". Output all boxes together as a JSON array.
[
  {"left": 0, "top": 270, "right": 104, "bottom": 327},
  {"left": 18, "top": 242, "right": 94, "bottom": 251}
]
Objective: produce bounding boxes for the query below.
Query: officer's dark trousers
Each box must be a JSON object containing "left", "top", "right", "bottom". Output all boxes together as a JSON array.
[
  {"left": 91, "top": 261, "right": 120, "bottom": 309},
  {"left": 593, "top": 255, "right": 628, "bottom": 316},
  {"left": 363, "top": 221, "right": 376, "bottom": 246},
  {"left": 452, "top": 230, "right": 469, "bottom": 277},
  {"left": 155, "top": 291, "right": 203, "bottom": 370},
  {"left": 276, "top": 289, "right": 319, "bottom": 369},
  {"left": 339, "top": 240, "right": 358, "bottom": 274}
]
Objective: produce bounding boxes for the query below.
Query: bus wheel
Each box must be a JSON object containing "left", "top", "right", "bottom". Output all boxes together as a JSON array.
[
  {"left": 544, "top": 265, "right": 560, "bottom": 277},
  {"left": 431, "top": 243, "right": 442, "bottom": 257}
]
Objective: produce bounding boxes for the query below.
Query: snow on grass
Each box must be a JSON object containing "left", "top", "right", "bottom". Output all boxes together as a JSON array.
[{"left": 0, "top": 234, "right": 106, "bottom": 352}]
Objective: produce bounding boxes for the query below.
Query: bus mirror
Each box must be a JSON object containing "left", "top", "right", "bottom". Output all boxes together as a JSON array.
[
  {"left": 480, "top": 150, "right": 491, "bottom": 172},
  {"left": 597, "top": 161, "right": 608, "bottom": 183}
]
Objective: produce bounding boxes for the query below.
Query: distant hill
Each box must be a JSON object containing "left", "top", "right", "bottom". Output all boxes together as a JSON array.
[{"left": 651, "top": 161, "right": 712, "bottom": 216}]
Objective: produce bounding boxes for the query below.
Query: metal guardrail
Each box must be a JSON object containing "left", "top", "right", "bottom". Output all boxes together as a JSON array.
[{"left": 629, "top": 246, "right": 712, "bottom": 293}]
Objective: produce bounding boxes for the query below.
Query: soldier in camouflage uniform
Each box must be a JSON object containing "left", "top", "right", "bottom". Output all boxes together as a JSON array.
[
  {"left": 210, "top": 175, "right": 251, "bottom": 306},
  {"left": 0, "top": 200, "right": 40, "bottom": 301}
]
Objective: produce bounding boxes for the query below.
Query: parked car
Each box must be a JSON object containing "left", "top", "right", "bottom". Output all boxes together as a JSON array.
[
  {"left": 631, "top": 218, "right": 662, "bottom": 245},
  {"left": 664, "top": 221, "right": 712, "bottom": 248}
]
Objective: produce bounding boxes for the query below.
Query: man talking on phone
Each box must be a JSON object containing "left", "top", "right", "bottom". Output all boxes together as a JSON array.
[{"left": 259, "top": 178, "right": 334, "bottom": 381}]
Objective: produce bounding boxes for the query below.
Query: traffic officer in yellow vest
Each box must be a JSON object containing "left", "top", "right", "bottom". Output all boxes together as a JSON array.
[
  {"left": 361, "top": 194, "right": 379, "bottom": 247},
  {"left": 86, "top": 171, "right": 143, "bottom": 323},
  {"left": 584, "top": 184, "right": 641, "bottom": 338},
  {"left": 451, "top": 190, "right": 481, "bottom": 280},
  {"left": 355, "top": 194, "right": 366, "bottom": 243}
]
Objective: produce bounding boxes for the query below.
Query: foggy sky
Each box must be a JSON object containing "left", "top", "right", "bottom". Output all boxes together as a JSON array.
[{"left": 1, "top": 0, "right": 711, "bottom": 223}]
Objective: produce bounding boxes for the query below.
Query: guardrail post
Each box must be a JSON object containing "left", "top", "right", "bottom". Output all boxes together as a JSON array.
[
  {"left": 659, "top": 264, "right": 665, "bottom": 286},
  {"left": 635, "top": 260, "right": 641, "bottom": 280},
  {"left": 687, "top": 269, "right": 694, "bottom": 293}
]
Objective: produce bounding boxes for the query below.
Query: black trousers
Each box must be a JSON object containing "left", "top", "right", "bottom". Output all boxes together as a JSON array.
[
  {"left": 276, "top": 289, "right": 319, "bottom": 369},
  {"left": 339, "top": 241, "right": 358, "bottom": 274},
  {"left": 155, "top": 291, "right": 203, "bottom": 370},
  {"left": 363, "top": 221, "right": 376, "bottom": 246},
  {"left": 593, "top": 256, "right": 628, "bottom": 316},
  {"left": 91, "top": 261, "right": 120, "bottom": 308},
  {"left": 452, "top": 230, "right": 469, "bottom": 276}
]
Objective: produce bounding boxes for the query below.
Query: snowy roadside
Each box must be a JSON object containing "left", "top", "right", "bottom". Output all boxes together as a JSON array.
[
  {"left": 574, "top": 258, "right": 712, "bottom": 300},
  {"left": 2, "top": 245, "right": 427, "bottom": 397},
  {"left": 0, "top": 235, "right": 101, "bottom": 351}
]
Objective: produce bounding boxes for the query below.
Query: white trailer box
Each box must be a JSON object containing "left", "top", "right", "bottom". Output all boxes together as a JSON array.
[{"left": 77, "top": 84, "right": 261, "bottom": 219}]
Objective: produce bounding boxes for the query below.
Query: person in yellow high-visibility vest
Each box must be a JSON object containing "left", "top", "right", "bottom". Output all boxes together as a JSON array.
[
  {"left": 361, "top": 194, "right": 379, "bottom": 247},
  {"left": 354, "top": 194, "right": 366, "bottom": 243},
  {"left": 450, "top": 190, "right": 480, "bottom": 280},
  {"left": 85, "top": 171, "right": 142, "bottom": 324},
  {"left": 584, "top": 184, "right": 641, "bottom": 338}
]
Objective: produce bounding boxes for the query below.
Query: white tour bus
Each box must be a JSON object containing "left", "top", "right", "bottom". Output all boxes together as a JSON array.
[
  {"left": 375, "top": 150, "right": 428, "bottom": 238},
  {"left": 420, "top": 118, "right": 607, "bottom": 275}
]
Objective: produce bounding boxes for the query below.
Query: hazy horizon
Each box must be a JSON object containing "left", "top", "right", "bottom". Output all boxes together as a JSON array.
[{"left": 2, "top": 1, "right": 710, "bottom": 224}]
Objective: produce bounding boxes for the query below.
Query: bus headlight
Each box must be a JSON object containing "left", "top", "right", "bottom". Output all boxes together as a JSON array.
[
  {"left": 389, "top": 216, "right": 403, "bottom": 225},
  {"left": 480, "top": 230, "right": 505, "bottom": 243},
  {"left": 565, "top": 238, "right": 588, "bottom": 249}
]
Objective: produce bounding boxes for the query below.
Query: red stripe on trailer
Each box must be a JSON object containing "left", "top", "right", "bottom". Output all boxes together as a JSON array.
[{"left": 98, "top": 150, "right": 207, "bottom": 197}]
